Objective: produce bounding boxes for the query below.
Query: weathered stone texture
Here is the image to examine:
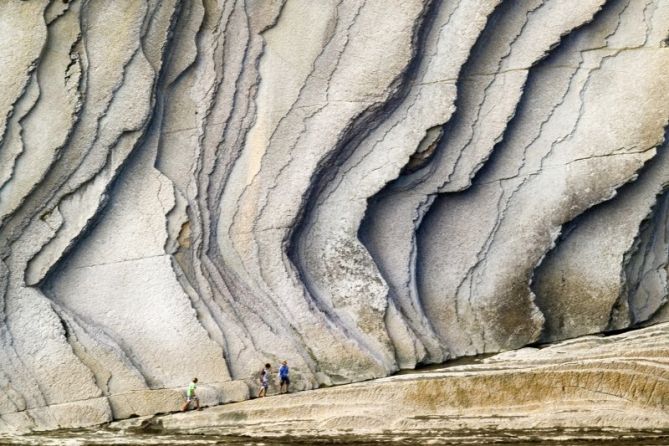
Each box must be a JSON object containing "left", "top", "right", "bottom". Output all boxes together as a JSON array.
[{"left": 2, "top": 0, "right": 669, "bottom": 432}]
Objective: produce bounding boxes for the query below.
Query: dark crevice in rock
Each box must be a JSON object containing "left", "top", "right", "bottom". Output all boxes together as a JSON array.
[
  {"left": 413, "top": 0, "right": 649, "bottom": 356},
  {"left": 287, "top": 0, "right": 442, "bottom": 367},
  {"left": 359, "top": 0, "right": 517, "bottom": 354},
  {"left": 621, "top": 181, "right": 669, "bottom": 326}
]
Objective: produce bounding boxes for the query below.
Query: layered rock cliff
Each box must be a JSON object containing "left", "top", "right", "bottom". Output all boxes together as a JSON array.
[{"left": 2, "top": 0, "right": 669, "bottom": 432}]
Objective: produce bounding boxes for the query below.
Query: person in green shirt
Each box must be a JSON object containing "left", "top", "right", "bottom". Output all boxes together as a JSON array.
[{"left": 180, "top": 377, "right": 200, "bottom": 411}]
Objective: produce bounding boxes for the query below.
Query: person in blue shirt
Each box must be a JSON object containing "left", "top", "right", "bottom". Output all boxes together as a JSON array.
[{"left": 278, "top": 360, "right": 290, "bottom": 394}]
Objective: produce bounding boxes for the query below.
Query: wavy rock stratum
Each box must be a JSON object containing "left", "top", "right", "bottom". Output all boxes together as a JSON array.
[{"left": 2, "top": 0, "right": 669, "bottom": 433}]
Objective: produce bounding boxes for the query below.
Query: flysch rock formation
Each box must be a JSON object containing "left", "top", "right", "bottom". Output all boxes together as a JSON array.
[{"left": 1, "top": 0, "right": 669, "bottom": 433}]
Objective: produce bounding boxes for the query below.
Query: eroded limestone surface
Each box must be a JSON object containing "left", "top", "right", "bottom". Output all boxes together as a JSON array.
[{"left": 2, "top": 0, "right": 669, "bottom": 432}]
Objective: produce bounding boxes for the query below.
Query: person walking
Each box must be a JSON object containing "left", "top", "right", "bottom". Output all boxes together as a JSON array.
[
  {"left": 258, "top": 363, "right": 271, "bottom": 397},
  {"left": 181, "top": 377, "right": 200, "bottom": 411},
  {"left": 278, "top": 360, "right": 290, "bottom": 394}
]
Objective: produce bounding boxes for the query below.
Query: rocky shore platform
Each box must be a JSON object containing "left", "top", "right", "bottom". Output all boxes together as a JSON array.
[
  {"left": 1, "top": 323, "right": 668, "bottom": 445},
  {"left": 93, "top": 322, "right": 668, "bottom": 444}
]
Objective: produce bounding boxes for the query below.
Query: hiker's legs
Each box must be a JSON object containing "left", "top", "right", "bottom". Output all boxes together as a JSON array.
[{"left": 181, "top": 400, "right": 190, "bottom": 411}]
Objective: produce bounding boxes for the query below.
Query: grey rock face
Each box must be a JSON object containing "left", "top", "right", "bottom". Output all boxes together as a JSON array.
[{"left": 2, "top": 0, "right": 669, "bottom": 432}]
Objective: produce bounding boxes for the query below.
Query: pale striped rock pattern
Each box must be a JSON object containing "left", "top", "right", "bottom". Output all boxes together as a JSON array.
[{"left": 1, "top": 0, "right": 669, "bottom": 432}]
